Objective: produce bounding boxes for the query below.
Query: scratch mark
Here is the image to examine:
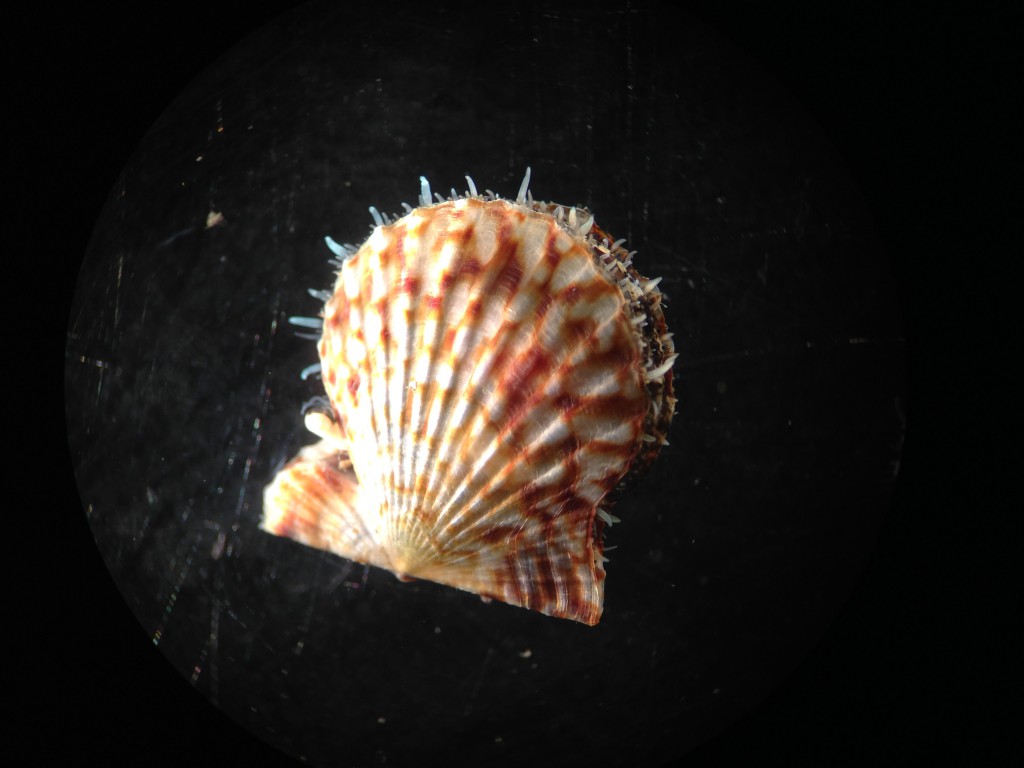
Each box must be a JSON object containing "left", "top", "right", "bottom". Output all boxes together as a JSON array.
[
  {"left": 152, "top": 530, "right": 202, "bottom": 646},
  {"left": 294, "top": 552, "right": 328, "bottom": 656},
  {"left": 156, "top": 226, "right": 198, "bottom": 248}
]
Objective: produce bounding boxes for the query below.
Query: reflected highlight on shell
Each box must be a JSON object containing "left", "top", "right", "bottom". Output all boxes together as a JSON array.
[{"left": 262, "top": 170, "right": 677, "bottom": 625}]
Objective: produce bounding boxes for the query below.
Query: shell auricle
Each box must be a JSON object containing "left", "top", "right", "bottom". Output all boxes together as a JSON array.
[{"left": 262, "top": 169, "right": 677, "bottom": 625}]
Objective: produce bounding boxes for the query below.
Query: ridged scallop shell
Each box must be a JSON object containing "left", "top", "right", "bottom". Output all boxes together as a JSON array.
[{"left": 262, "top": 172, "right": 676, "bottom": 625}]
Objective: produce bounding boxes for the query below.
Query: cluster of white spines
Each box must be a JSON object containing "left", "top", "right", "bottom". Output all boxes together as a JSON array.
[
  {"left": 348, "top": 167, "right": 554, "bottom": 233},
  {"left": 293, "top": 169, "right": 677, "bottom": 421},
  {"left": 582, "top": 227, "right": 677, "bottom": 446}
]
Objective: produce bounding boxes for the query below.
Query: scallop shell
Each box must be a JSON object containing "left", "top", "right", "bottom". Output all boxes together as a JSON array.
[{"left": 262, "top": 171, "right": 676, "bottom": 625}]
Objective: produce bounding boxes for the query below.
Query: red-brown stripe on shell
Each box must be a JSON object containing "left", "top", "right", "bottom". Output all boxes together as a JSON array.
[{"left": 262, "top": 173, "right": 676, "bottom": 625}]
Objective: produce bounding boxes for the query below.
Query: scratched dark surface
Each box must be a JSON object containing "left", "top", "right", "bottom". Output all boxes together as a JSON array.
[{"left": 62, "top": 3, "right": 911, "bottom": 767}]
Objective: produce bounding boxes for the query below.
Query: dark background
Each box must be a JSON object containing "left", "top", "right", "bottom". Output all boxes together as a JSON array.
[{"left": 26, "top": 1, "right": 1013, "bottom": 765}]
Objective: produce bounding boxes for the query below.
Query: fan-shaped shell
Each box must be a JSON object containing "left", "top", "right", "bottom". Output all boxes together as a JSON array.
[{"left": 263, "top": 176, "right": 676, "bottom": 625}]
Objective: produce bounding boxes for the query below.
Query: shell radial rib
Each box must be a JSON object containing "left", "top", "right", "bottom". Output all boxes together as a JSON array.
[{"left": 262, "top": 172, "right": 676, "bottom": 625}]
